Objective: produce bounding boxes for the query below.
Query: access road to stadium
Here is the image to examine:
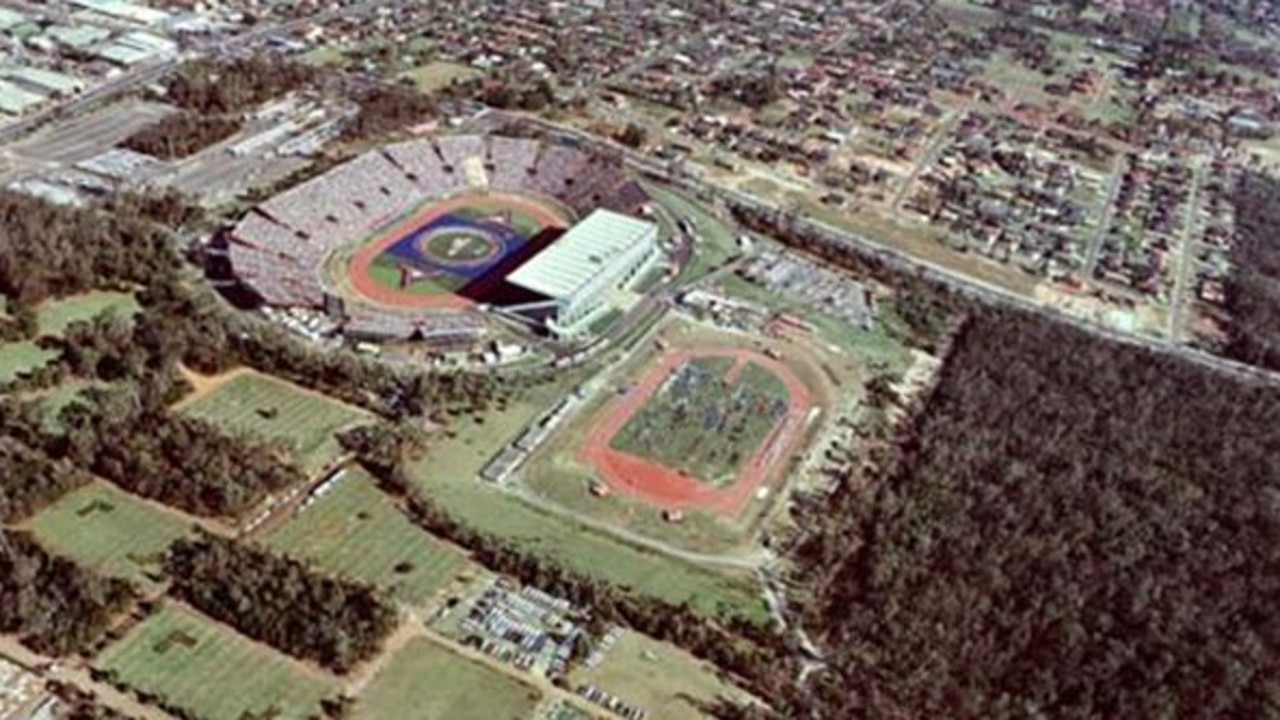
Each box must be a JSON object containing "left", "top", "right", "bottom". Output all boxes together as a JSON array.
[{"left": 578, "top": 347, "right": 815, "bottom": 518}]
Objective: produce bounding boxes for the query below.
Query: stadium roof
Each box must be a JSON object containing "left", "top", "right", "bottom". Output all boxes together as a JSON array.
[{"left": 507, "top": 209, "right": 654, "bottom": 301}]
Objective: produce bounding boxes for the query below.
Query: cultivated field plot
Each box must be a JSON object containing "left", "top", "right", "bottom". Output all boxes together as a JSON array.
[
  {"left": 610, "top": 357, "right": 790, "bottom": 487},
  {"left": 96, "top": 605, "right": 338, "bottom": 720},
  {"left": 569, "top": 632, "right": 756, "bottom": 720},
  {"left": 179, "top": 372, "right": 369, "bottom": 473},
  {"left": 26, "top": 481, "right": 192, "bottom": 589},
  {"left": 266, "top": 469, "right": 466, "bottom": 605},
  {"left": 355, "top": 637, "right": 541, "bottom": 720}
]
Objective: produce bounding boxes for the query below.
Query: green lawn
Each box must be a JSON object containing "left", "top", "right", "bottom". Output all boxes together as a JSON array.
[
  {"left": 399, "top": 61, "right": 484, "bottom": 92},
  {"left": 96, "top": 605, "right": 339, "bottom": 720},
  {"left": 180, "top": 372, "right": 370, "bottom": 473},
  {"left": 35, "top": 291, "right": 139, "bottom": 335},
  {"left": 611, "top": 358, "right": 789, "bottom": 486},
  {"left": 0, "top": 341, "right": 56, "bottom": 383},
  {"left": 266, "top": 468, "right": 466, "bottom": 605},
  {"left": 26, "top": 481, "right": 193, "bottom": 590},
  {"left": 642, "top": 181, "right": 741, "bottom": 284},
  {"left": 355, "top": 638, "right": 540, "bottom": 720}
]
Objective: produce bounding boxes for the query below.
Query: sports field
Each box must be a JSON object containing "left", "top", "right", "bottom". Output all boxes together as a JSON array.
[
  {"left": 610, "top": 357, "right": 790, "bottom": 487},
  {"left": 568, "top": 632, "right": 757, "bottom": 720},
  {"left": 266, "top": 469, "right": 467, "bottom": 605},
  {"left": 348, "top": 192, "right": 567, "bottom": 310},
  {"left": 96, "top": 605, "right": 338, "bottom": 720},
  {"left": 355, "top": 637, "right": 541, "bottom": 720},
  {"left": 25, "top": 481, "right": 192, "bottom": 589},
  {"left": 178, "top": 371, "right": 369, "bottom": 474}
]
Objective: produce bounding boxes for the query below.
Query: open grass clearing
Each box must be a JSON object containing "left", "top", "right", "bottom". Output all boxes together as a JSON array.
[
  {"left": 25, "top": 481, "right": 193, "bottom": 590},
  {"left": 96, "top": 604, "right": 338, "bottom": 720},
  {"left": 35, "top": 290, "right": 139, "bottom": 335},
  {"left": 178, "top": 371, "right": 370, "bottom": 474},
  {"left": 0, "top": 341, "right": 56, "bottom": 383},
  {"left": 642, "top": 181, "right": 741, "bottom": 284},
  {"left": 569, "top": 631, "right": 758, "bottom": 720},
  {"left": 400, "top": 61, "right": 484, "bottom": 92},
  {"left": 266, "top": 467, "right": 467, "bottom": 606},
  {"left": 355, "top": 637, "right": 540, "bottom": 720}
]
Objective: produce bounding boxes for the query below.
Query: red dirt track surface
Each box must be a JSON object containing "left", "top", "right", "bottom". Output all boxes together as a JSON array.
[
  {"left": 347, "top": 192, "right": 567, "bottom": 309},
  {"left": 579, "top": 348, "right": 816, "bottom": 517}
]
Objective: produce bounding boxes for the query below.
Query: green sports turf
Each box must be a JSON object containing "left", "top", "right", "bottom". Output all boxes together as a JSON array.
[
  {"left": 610, "top": 358, "right": 790, "bottom": 486},
  {"left": 27, "top": 481, "right": 192, "bottom": 589},
  {"left": 368, "top": 255, "right": 461, "bottom": 295},
  {"left": 266, "top": 468, "right": 466, "bottom": 605},
  {"left": 356, "top": 638, "right": 541, "bottom": 720},
  {"left": 96, "top": 605, "right": 339, "bottom": 720},
  {"left": 180, "top": 372, "right": 370, "bottom": 474},
  {"left": 423, "top": 231, "right": 498, "bottom": 263}
]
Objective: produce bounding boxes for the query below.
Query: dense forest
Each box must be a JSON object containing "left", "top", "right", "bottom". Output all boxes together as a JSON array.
[
  {"left": 60, "top": 395, "right": 304, "bottom": 519},
  {"left": 0, "top": 191, "right": 176, "bottom": 309},
  {"left": 0, "top": 436, "right": 89, "bottom": 522},
  {"left": 166, "top": 534, "right": 397, "bottom": 673},
  {"left": 0, "top": 532, "right": 133, "bottom": 656},
  {"left": 162, "top": 57, "right": 318, "bottom": 116},
  {"left": 121, "top": 112, "right": 242, "bottom": 160},
  {"left": 775, "top": 307, "right": 1280, "bottom": 719},
  {"left": 342, "top": 84, "right": 438, "bottom": 141},
  {"left": 1225, "top": 171, "right": 1280, "bottom": 371}
]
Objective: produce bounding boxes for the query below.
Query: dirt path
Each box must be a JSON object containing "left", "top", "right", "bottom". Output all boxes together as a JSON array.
[
  {"left": 172, "top": 365, "right": 254, "bottom": 410},
  {"left": 0, "top": 636, "right": 178, "bottom": 720}
]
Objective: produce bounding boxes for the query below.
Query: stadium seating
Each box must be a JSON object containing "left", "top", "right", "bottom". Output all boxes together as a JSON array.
[{"left": 231, "top": 133, "right": 647, "bottom": 313}]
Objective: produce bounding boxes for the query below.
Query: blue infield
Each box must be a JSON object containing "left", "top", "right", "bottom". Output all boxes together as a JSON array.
[{"left": 379, "top": 212, "right": 530, "bottom": 285}]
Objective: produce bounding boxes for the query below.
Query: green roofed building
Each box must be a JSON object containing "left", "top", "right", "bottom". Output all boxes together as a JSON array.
[{"left": 507, "top": 208, "right": 659, "bottom": 337}]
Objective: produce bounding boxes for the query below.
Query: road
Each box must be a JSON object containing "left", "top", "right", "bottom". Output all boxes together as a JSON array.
[
  {"left": 1083, "top": 155, "right": 1126, "bottom": 280},
  {"left": 1166, "top": 164, "right": 1204, "bottom": 343}
]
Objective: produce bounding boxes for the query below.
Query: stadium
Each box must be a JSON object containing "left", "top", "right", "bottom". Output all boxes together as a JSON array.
[{"left": 220, "top": 133, "right": 661, "bottom": 343}]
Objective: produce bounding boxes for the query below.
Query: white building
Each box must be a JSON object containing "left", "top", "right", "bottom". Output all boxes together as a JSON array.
[{"left": 506, "top": 208, "right": 659, "bottom": 337}]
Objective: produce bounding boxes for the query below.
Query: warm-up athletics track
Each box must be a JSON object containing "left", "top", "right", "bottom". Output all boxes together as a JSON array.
[
  {"left": 579, "top": 347, "right": 815, "bottom": 517},
  {"left": 347, "top": 193, "right": 568, "bottom": 310}
]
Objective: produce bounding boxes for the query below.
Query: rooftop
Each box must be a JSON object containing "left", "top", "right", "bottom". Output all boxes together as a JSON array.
[{"left": 507, "top": 209, "right": 655, "bottom": 301}]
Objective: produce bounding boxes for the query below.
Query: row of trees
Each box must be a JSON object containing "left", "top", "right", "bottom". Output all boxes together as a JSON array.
[
  {"left": 775, "top": 307, "right": 1280, "bottom": 719},
  {"left": 162, "top": 57, "right": 318, "bottom": 116},
  {"left": 59, "top": 394, "right": 304, "bottom": 519},
  {"left": 166, "top": 533, "right": 397, "bottom": 673},
  {"left": 0, "top": 531, "right": 133, "bottom": 656}
]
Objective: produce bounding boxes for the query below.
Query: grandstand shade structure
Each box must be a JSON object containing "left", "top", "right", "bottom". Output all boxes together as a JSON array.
[
  {"left": 507, "top": 210, "right": 658, "bottom": 336},
  {"left": 222, "top": 133, "right": 654, "bottom": 342}
]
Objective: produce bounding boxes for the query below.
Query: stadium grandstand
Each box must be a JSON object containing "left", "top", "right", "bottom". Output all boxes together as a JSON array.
[{"left": 216, "top": 133, "right": 655, "bottom": 343}]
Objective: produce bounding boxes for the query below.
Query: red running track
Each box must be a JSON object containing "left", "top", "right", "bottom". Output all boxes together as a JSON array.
[
  {"left": 578, "top": 347, "right": 816, "bottom": 518},
  {"left": 346, "top": 193, "right": 568, "bottom": 310}
]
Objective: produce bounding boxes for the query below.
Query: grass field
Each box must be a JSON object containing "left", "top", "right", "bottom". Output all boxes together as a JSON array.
[
  {"left": 424, "top": 231, "right": 499, "bottom": 263},
  {"left": 400, "top": 61, "right": 484, "bottom": 92},
  {"left": 26, "top": 481, "right": 193, "bottom": 589},
  {"left": 179, "top": 372, "right": 369, "bottom": 473},
  {"left": 266, "top": 468, "right": 467, "bottom": 605},
  {"left": 369, "top": 255, "right": 460, "bottom": 295},
  {"left": 96, "top": 605, "right": 338, "bottom": 720},
  {"left": 569, "top": 632, "right": 756, "bottom": 720},
  {"left": 610, "top": 357, "right": 790, "bottom": 487},
  {"left": 0, "top": 341, "right": 57, "bottom": 383},
  {"left": 355, "top": 638, "right": 540, "bottom": 720},
  {"left": 35, "top": 291, "right": 139, "bottom": 335},
  {"left": 641, "top": 182, "right": 740, "bottom": 284}
]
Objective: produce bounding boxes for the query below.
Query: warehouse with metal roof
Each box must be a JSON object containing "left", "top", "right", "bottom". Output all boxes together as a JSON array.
[{"left": 506, "top": 208, "right": 658, "bottom": 336}]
